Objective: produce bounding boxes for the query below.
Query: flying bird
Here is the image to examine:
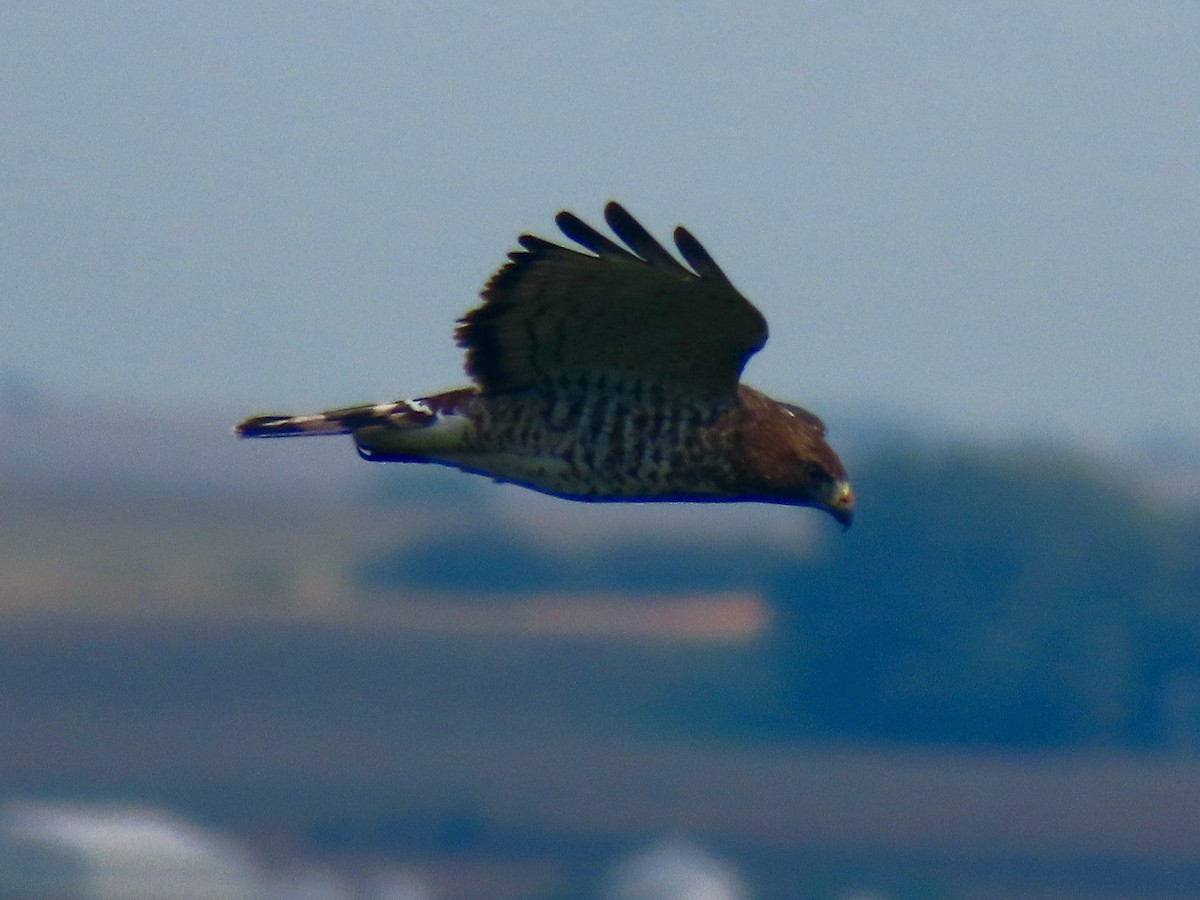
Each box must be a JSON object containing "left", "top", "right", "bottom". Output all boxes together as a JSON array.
[{"left": 236, "top": 203, "right": 855, "bottom": 528}]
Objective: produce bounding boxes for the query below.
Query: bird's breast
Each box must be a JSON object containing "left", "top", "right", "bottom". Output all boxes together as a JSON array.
[{"left": 465, "top": 377, "right": 738, "bottom": 499}]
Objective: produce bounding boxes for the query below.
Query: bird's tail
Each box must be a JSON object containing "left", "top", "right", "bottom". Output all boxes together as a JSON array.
[{"left": 235, "top": 400, "right": 436, "bottom": 438}]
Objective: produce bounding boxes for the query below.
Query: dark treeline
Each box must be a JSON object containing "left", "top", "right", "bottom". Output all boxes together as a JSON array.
[{"left": 772, "top": 448, "right": 1200, "bottom": 749}]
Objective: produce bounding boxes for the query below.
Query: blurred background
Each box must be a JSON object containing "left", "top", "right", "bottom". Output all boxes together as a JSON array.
[{"left": 3, "top": 3, "right": 1199, "bottom": 898}]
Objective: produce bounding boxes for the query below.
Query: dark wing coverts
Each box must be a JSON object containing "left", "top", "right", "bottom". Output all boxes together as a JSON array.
[{"left": 456, "top": 202, "right": 768, "bottom": 399}]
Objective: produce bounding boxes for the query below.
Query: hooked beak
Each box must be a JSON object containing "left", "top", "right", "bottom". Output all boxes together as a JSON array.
[{"left": 828, "top": 479, "right": 855, "bottom": 531}]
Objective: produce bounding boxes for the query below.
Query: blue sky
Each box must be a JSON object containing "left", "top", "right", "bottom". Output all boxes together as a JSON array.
[{"left": 3, "top": 2, "right": 1197, "bottom": 449}]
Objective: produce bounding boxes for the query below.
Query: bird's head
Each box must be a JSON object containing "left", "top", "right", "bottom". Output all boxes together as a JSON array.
[
  {"left": 734, "top": 388, "right": 855, "bottom": 529},
  {"left": 774, "top": 451, "right": 854, "bottom": 529}
]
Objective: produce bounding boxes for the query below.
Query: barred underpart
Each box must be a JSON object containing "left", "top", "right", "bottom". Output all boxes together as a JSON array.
[{"left": 470, "top": 372, "right": 738, "bottom": 498}]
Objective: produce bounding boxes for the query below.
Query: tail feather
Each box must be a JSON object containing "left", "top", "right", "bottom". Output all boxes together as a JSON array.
[{"left": 235, "top": 400, "right": 435, "bottom": 438}]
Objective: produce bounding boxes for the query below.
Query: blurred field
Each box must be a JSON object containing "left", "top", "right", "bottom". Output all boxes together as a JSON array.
[
  {"left": 4, "top": 609, "right": 1200, "bottom": 898},
  {"left": 3, "top": 456, "right": 1200, "bottom": 897}
]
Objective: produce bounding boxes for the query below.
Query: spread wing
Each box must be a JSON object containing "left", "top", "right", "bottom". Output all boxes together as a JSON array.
[{"left": 455, "top": 202, "right": 769, "bottom": 399}]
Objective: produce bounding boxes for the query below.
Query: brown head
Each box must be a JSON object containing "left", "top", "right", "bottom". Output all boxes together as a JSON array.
[{"left": 732, "top": 386, "right": 855, "bottom": 529}]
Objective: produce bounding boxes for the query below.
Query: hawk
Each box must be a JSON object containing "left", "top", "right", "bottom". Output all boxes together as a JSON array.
[{"left": 236, "top": 203, "right": 855, "bottom": 528}]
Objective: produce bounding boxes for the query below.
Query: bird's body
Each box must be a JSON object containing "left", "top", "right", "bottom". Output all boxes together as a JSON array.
[{"left": 237, "top": 204, "right": 855, "bottom": 527}]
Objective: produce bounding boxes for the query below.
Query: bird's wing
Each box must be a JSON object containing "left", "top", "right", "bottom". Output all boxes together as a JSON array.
[{"left": 455, "top": 202, "right": 769, "bottom": 399}]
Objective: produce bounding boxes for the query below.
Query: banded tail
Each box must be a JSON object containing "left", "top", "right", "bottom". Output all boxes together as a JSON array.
[{"left": 235, "top": 399, "right": 437, "bottom": 438}]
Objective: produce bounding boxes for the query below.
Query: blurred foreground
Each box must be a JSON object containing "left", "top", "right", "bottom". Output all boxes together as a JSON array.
[{"left": 1, "top": 401, "right": 1199, "bottom": 898}]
